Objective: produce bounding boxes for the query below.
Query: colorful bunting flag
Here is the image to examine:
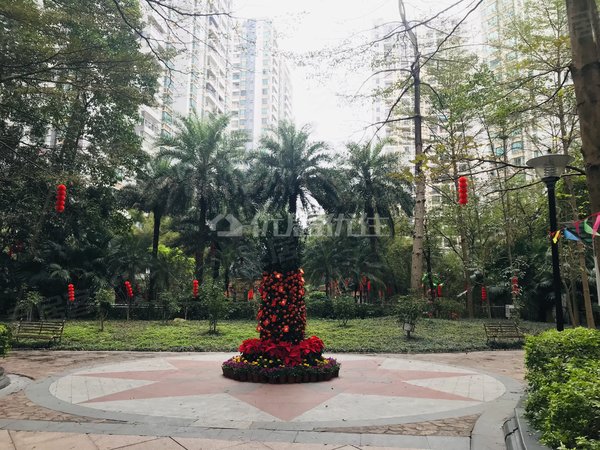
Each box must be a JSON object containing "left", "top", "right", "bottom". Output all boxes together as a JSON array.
[
  {"left": 593, "top": 214, "right": 600, "bottom": 238},
  {"left": 563, "top": 229, "right": 580, "bottom": 241},
  {"left": 552, "top": 230, "right": 562, "bottom": 244},
  {"left": 584, "top": 220, "right": 594, "bottom": 235}
]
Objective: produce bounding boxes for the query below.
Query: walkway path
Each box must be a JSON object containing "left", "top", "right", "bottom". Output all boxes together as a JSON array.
[{"left": 0, "top": 350, "right": 525, "bottom": 449}]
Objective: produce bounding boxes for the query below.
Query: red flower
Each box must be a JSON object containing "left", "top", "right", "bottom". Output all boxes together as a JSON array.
[{"left": 239, "top": 338, "right": 263, "bottom": 354}]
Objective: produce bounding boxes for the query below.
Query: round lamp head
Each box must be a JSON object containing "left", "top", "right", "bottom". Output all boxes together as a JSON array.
[{"left": 526, "top": 154, "right": 573, "bottom": 181}]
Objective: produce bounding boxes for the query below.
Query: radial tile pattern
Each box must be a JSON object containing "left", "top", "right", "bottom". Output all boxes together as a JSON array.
[{"left": 48, "top": 353, "right": 506, "bottom": 427}]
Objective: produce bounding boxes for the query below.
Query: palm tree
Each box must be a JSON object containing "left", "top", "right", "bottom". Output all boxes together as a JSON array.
[
  {"left": 344, "top": 140, "right": 413, "bottom": 251},
  {"left": 157, "top": 113, "right": 245, "bottom": 280},
  {"left": 121, "top": 156, "right": 185, "bottom": 300},
  {"left": 251, "top": 121, "right": 338, "bottom": 216},
  {"left": 303, "top": 235, "right": 353, "bottom": 297}
]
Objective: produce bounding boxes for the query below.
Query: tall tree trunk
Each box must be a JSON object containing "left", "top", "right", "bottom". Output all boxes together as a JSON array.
[
  {"left": 224, "top": 266, "right": 230, "bottom": 297},
  {"left": 399, "top": 0, "right": 425, "bottom": 293},
  {"left": 566, "top": 0, "right": 600, "bottom": 310},
  {"left": 196, "top": 196, "right": 208, "bottom": 281},
  {"left": 288, "top": 193, "right": 297, "bottom": 216},
  {"left": 211, "top": 240, "right": 220, "bottom": 280},
  {"left": 557, "top": 78, "right": 596, "bottom": 328},
  {"left": 365, "top": 202, "right": 378, "bottom": 254},
  {"left": 424, "top": 220, "right": 436, "bottom": 303},
  {"left": 149, "top": 209, "right": 162, "bottom": 302}
]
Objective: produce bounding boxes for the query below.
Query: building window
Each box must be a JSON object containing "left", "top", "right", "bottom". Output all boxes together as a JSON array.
[{"left": 511, "top": 141, "right": 523, "bottom": 151}]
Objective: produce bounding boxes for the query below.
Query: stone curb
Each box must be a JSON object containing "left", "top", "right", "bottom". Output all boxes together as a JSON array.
[{"left": 503, "top": 397, "right": 550, "bottom": 450}]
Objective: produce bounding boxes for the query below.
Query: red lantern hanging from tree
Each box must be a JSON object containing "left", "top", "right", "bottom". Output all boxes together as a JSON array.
[
  {"left": 192, "top": 279, "right": 199, "bottom": 297},
  {"left": 247, "top": 289, "right": 254, "bottom": 300},
  {"left": 457, "top": 176, "right": 468, "bottom": 205},
  {"left": 481, "top": 286, "right": 487, "bottom": 302},
  {"left": 124, "top": 281, "right": 134, "bottom": 298},
  {"left": 55, "top": 184, "right": 67, "bottom": 213},
  {"left": 67, "top": 283, "right": 75, "bottom": 302},
  {"left": 437, "top": 283, "right": 443, "bottom": 298},
  {"left": 511, "top": 276, "right": 519, "bottom": 295}
]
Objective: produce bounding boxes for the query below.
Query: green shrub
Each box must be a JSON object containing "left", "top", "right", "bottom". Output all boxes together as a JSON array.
[
  {"left": 524, "top": 327, "right": 600, "bottom": 374},
  {"left": 15, "top": 290, "right": 44, "bottom": 321},
  {"left": 305, "top": 296, "right": 334, "bottom": 318},
  {"left": 544, "top": 360, "right": 600, "bottom": 449},
  {"left": 525, "top": 328, "right": 600, "bottom": 449},
  {"left": 199, "top": 280, "right": 226, "bottom": 334},
  {"left": 434, "top": 298, "right": 465, "bottom": 319},
  {"left": 306, "top": 290, "right": 328, "bottom": 301},
  {"left": 0, "top": 324, "right": 10, "bottom": 357},
  {"left": 93, "top": 288, "right": 115, "bottom": 332},
  {"left": 157, "top": 291, "right": 181, "bottom": 323},
  {"left": 394, "top": 296, "right": 428, "bottom": 338},
  {"left": 332, "top": 296, "right": 356, "bottom": 326},
  {"left": 356, "top": 303, "right": 389, "bottom": 318},
  {"left": 224, "top": 299, "right": 257, "bottom": 320}
]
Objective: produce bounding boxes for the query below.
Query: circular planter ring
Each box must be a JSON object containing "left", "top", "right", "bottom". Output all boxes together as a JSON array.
[{"left": 222, "top": 366, "right": 339, "bottom": 384}]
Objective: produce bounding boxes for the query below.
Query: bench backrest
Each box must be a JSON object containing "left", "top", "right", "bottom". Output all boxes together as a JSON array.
[
  {"left": 485, "top": 323, "right": 518, "bottom": 329},
  {"left": 18, "top": 321, "right": 65, "bottom": 334}
]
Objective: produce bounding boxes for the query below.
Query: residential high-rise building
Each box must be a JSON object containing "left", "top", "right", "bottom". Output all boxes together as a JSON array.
[
  {"left": 230, "top": 19, "right": 293, "bottom": 149},
  {"left": 135, "top": 0, "right": 234, "bottom": 154},
  {"left": 369, "top": 21, "right": 458, "bottom": 166},
  {"left": 479, "top": 0, "right": 544, "bottom": 169},
  {"left": 171, "top": 0, "right": 233, "bottom": 119},
  {"left": 136, "top": 2, "right": 176, "bottom": 154}
]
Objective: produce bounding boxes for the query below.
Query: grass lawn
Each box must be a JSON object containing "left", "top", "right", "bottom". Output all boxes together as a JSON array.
[{"left": 11, "top": 317, "right": 555, "bottom": 353}]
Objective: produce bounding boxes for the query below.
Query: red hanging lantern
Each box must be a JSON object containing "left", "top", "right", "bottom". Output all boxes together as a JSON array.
[
  {"left": 193, "top": 279, "right": 199, "bottom": 297},
  {"left": 367, "top": 280, "right": 371, "bottom": 292},
  {"left": 481, "top": 286, "right": 487, "bottom": 302},
  {"left": 457, "top": 176, "right": 468, "bottom": 205},
  {"left": 67, "top": 283, "right": 75, "bottom": 302},
  {"left": 437, "top": 284, "right": 443, "bottom": 297},
  {"left": 247, "top": 289, "right": 254, "bottom": 300},
  {"left": 511, "top": 276, "right": 519, "bottom": 295},
  {"left": 55, "top": 184, "right": 67, "bottom": 213},
  {"left": 124, "top": 280, "right": 134, "bottom": 299}
]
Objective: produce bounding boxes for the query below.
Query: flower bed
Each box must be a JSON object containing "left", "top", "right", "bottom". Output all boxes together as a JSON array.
[
  {"left": 222, "top": 354, "right": 340, "bottom": 383},
  {"left": 222, "top": 335, "right": 340, "bottom": 383}
]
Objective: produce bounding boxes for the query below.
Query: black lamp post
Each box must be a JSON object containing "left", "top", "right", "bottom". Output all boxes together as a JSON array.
[{"left": 526, "top": 154, "right": 573, "bottom": 331}]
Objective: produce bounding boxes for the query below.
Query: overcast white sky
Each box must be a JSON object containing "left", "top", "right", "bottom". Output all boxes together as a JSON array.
[{"left": 231, "top": 0, "right": 476, "bottom": 150}]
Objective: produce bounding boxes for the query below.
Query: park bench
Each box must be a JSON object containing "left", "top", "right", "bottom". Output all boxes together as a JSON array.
[
  {"left": 484, "top": 322, "right": 524, "bottom": 344},
  {"left": 14, "top": 320, "right": 65, "bottom": 344}
]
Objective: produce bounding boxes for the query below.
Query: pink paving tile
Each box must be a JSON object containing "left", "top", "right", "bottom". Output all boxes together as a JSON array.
[
  {"left": 79, "top": 360, "right": 234, "bottom": 403},
  {"left": 88, "top": 434, "right": 163, "bottom": 450},
  {"left": 0, "top": 430, "right": 15, "bottom": 450},
  {"left": 232, "top": 384, "right": 338, "bottom": 421},
  {"left": 8, "top": 432, "right": 97, "bottom": 450},
  {"left": 115, "top": 437, "right": 188, "bottom": 449}
]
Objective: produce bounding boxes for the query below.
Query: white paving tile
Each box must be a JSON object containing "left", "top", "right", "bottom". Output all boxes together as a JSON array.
[
  {"left": 380, "top": 359, "right": 474, "bottom": 373},
  {"left": 291, "top": 393, "right": 479, "bottom": 422},
  {"left": 50, "top": 376, "right": 152, "bottom": 404},
  {"left": 409, "top": 374, "right": 505, "bottom": 402},
  {"left": 80, "top": 393, "right": 277, "bottom": 423}
]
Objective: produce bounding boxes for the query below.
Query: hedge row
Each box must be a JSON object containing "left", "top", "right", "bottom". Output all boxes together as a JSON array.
[
  {"left": 0, "top": 324, "right": 10, "bottom": 357},
  {"left": 524, "top": 328, "right": 600, "bottom": 449}
]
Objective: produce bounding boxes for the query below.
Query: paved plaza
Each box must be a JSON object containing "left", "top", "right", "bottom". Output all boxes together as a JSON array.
[{"left": 0, "top": 350, "right": 526, "bottom": 449}]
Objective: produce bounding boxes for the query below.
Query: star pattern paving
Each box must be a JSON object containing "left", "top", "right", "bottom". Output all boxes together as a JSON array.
[{"left": 76, "top": 358, "right": 479, "bottom": 421}]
